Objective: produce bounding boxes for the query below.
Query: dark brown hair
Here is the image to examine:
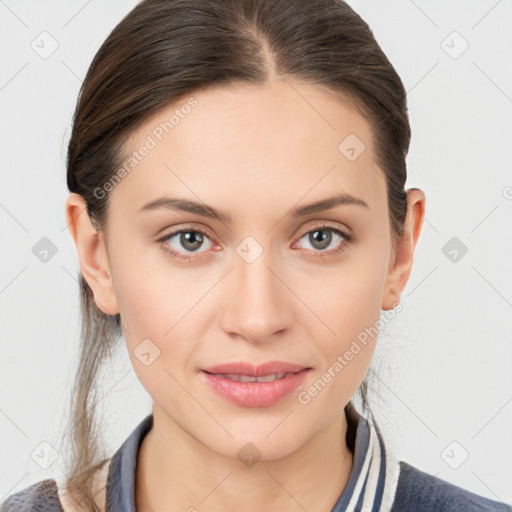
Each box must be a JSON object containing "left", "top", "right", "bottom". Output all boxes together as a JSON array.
[{"left": 60, "top": 0, "right": 410, "bottom": 509}]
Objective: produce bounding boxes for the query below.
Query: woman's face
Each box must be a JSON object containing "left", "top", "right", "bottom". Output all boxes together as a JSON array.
[{"left": 83, "top": 78, "right": 411, "bottom": 460}]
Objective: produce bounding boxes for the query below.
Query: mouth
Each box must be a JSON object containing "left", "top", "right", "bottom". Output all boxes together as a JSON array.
[
  {"left": 203, "top": 371, "right": 301, "bottom": 382},
  {"left": 200, "top": 361, "right": 312, "bottom": 407},
  {"left": 202, "top": 360, "right": 311, "bottom": 377}
]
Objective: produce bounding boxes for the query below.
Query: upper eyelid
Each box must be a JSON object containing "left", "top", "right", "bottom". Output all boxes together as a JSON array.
[
  {"left": 159, "top": 223, "right": 350, "bottom": 247},
  {"left": 297, "top": 222, "right": 349, "bottom": 236}
]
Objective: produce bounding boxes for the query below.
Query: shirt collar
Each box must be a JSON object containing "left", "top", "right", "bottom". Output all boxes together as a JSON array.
[
  {"left": 332, "top": 401, "right": 400, "bottom": 511},
  {"left": 105, "top": 413, "right": 153, "bottom": 511},
  {"left": 104, "top": 401, "right": 399, "bottom": 511}
]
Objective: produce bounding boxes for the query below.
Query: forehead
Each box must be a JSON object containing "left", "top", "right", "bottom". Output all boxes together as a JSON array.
[{"left": 108, "top": 78, "right": 386, "bottom": 220}]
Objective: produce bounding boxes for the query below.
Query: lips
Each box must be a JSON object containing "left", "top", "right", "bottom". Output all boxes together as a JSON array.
[
  {"left": 201, "top": 368, "right": 311, "bottom": 407},
  {"left": 211, "top": 372, "right": 293, "bottom": 382},
  {"left": 200, "top": 361, "right": 312, "bottom": 407},
  {"left": 202, "top": 360, "right": 310, "bottom": 377}
]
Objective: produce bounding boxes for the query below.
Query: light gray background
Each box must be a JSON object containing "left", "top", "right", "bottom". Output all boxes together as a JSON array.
[{"left": 1, "top": 0, "right": 511, "bottom": 505}]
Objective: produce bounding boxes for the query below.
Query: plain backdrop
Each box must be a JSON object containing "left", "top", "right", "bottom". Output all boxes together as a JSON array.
[{"left": 1, "top": 0, "right": 511, "bottom": 505}]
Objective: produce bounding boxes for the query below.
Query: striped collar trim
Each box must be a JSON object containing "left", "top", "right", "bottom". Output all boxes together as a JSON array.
[
  {"left": 331, "top": 401, "right": 400, "bottom": 512},
  {"left": 102, "top": 401, "right": 400, "bottom": 511}
]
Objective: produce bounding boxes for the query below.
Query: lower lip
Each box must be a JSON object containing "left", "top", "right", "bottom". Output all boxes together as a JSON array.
[{"left": 200, "top": 369, "right": 311, "bottom": 407}]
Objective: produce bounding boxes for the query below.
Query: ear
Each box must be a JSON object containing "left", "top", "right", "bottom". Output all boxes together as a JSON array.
[
  {"left": 65, "top": 193, "right": 120, "bottom": 315},
  {"left": 382, "top": 188, "right": 426, "bottom": 310}
]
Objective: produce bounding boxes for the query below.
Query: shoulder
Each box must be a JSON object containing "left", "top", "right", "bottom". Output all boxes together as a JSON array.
[
  {"left": 391, "top": 460, "right": 512, "bottom": 512},
  {"left": 0, "top": 478, "right": 64, "bottom": 512}
]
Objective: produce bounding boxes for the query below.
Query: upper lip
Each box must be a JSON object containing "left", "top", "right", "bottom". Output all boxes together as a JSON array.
[{"left": 202, "top": 361, "right": 311, "bottom": 377}]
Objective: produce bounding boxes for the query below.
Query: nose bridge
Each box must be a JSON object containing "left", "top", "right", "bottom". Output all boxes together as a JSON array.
[{"left": 221, "top": 241, "right": 291, "bottom": 342}]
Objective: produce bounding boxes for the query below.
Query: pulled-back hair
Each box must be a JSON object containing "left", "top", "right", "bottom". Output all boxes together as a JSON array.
[{"left": 61, "top": 0, "right": 410, "bottom": 508}]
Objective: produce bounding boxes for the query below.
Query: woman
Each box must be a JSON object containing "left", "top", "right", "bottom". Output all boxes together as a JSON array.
[{"left": 1, "top": 0, "right": 510, "bottom": 510}]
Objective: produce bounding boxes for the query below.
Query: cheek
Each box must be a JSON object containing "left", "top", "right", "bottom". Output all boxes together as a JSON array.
[
  {"left": 318, "top": 285, "right": 380, "bottom": 381},
  {"left": 295, "top": 278, "right": 383, "bottom": 417},
  {"left": 107, "top": 239, "right": 206, "bottom": 380},
  {"left": 108, "top": 233, "right": 183, "bottom": 335},
  {"left": 295, "top": 243, "right": 389, "bottom": 391},
  {"left": 302, "top": 251, "right": 388, "bottom": 342},
  {"left": 112, "top": 261, "right": 198, "bottom": 412}
]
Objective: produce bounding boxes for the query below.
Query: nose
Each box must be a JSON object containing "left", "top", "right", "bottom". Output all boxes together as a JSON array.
[{"left": 219, "top": 249, "right": 294, "bottom": 345}]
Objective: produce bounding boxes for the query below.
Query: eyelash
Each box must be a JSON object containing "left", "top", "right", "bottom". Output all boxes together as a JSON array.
[{"left": 157, "top": 224, "right": 353, "bottom": 262}]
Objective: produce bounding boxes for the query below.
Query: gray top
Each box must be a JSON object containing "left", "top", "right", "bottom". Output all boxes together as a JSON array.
[{"left": 2, "top": 401, "right": 510, "bottom": 511}]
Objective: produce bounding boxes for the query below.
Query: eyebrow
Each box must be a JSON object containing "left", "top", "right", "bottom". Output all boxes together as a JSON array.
[{"left": 138, "top": 193, "right": 369, "bottom": 223}]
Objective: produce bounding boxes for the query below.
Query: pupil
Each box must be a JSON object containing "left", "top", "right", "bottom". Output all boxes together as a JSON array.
[
  {"left": 311, "top": 229, "right": 330, "bottom": 250},
  {"left": 182, "top": 231, "right": 203, "bottom": 251}
]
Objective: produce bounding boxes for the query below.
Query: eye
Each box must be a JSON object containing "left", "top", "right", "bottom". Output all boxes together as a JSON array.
[
  {"left": 157, "top": 224, "right": 353, "bottom": 262},
  {"left": 157, "top": 228, "right": 215, "bottom": 261},
  {"left": 294, "top": 224, "right": 353, "bottom": 260}
]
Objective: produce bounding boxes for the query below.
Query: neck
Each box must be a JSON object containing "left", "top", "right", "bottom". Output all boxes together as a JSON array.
[{"left": 135, "top": 404, "right": 354, "bottom": 512}]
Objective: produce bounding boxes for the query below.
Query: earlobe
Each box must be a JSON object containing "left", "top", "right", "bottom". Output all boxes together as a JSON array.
[
  {"left": 65, "top": 193, "right": 120, "bottom": 315},
  {"left": 381, "top": 188, "right": 426, "bottom": 310}
]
